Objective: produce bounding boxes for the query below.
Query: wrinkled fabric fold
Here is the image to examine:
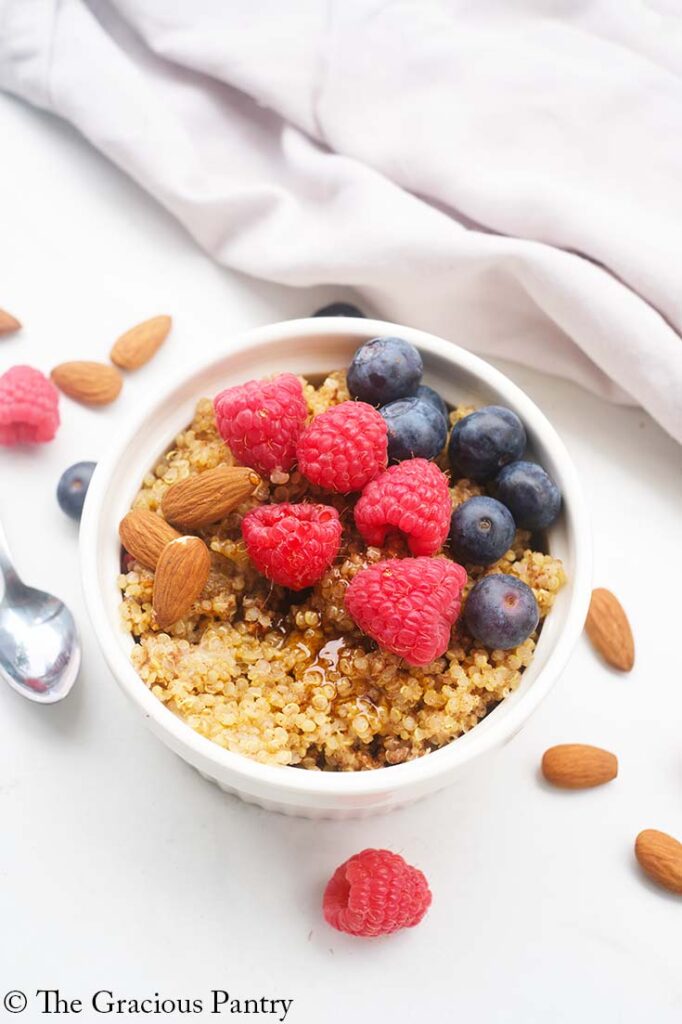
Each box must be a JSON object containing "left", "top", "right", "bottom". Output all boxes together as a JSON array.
[{"left": 1, "top": 0, "right": 680, "bottom": 441}]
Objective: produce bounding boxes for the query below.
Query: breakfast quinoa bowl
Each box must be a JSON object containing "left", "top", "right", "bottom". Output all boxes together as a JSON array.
[
  {"left": 116, "top": 352, "right": 566, "bottom": 773},
  {"left": 81, "top": 318, "right": 590, "bottom": 817}
]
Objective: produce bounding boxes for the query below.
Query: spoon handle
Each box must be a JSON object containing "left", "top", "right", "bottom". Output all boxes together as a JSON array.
[{"left": 0, "top": 519, "right": 21, "bottom": 594}]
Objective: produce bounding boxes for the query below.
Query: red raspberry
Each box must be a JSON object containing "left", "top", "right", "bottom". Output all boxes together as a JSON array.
[
  {"left": 323, "top": 849, "right": 432, "bottom": 937},
  {"left": 297, "top": 401, "right": 387, "bottom": 493},
  {"left": 345, "top": 556, "right": 467, "bottom": 665},
  {"left": 242, "top": 502, "right": 342, "bottom": 590},
  {"left": 214, "top": 373, "right": 307, "bottom": 476},
  {"left": 354, "top": 458, "right": 451, "bottom": 556},
  {"left": 0, "top": 365, "right": 60, "bottom": 445}
]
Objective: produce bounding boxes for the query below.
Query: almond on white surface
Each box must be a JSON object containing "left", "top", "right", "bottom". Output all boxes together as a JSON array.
[
  {"left": 585, "top": 587, "right": 635, "bottom": 672},
  {"left": 0, "top": 308, "right": 21, "bottom": 335},
  {"left": 541, "top": 744, "right": 618, "bottom": 789},
  {"left": 110, "top": 314, "right": 172, "bottom": 370},
  {"left": 635, "top": 830, "right": 682, "bottom": 895},
  {"left": 51, "top": 361, "right": 123, "bottom": 406}
]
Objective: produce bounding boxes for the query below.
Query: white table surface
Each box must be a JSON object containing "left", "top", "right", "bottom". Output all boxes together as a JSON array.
[{"left": 1, "top": 92, "right": 680, "bottom": 1024}]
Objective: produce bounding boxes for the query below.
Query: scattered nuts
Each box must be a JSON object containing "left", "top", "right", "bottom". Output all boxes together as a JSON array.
[
  {"left": 0, "top": 308, "right": 21, "bottom": 335},
  {"left": 52, "top": 361, "right": 123, "bottom": 406},
  {"left": 585, "top": 587, "right": 635, "bottom": 672},
  {"left": 541, "top": 744, "right": 618, "bottom": 789},
  {"left": 110, "top": 315, "right": 172, "bottom": 371},
  {"left": 635, "top": 829, "right": 682, "bottom": 895}
]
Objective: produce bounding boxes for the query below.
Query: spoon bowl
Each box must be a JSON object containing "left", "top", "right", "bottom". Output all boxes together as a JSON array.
[{"left": 0, "top": 521, "right": 80, "bottom": 704}]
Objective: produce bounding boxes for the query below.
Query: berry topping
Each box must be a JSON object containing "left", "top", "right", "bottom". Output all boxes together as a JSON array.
[
  {"left": 354, "top": 459, "right": 451, "bottom": 556},
  {"left": 313, "top": 302, "right": 365, "bottom": 318},
  {"left": 323, "top": 849, "right": 432, "bottom": 937},
  {"left": 57, "top": 461, "right": 97, "bottom": 521},
  {"left": 213, "top": 373, "right": 307, "bottom": 476},
  {"left": 297, "top": 401, "right": 387, "bottom": 493},
  {"left": 464, "top": 574, "right": 539, "bottom": 650},
  {"left": 496, "top": 460, "right": 561, "bottom": 531},
  {"left": 345, "top": 557, "right": 467, "bottom": 665},
  {"left": 449, "top": 405, "right": 526, "bottom": 481},
  {"left": 449, "top": 495, "right": 516, "bottom": 566},
  {"left": 415, "top": 384, "right": 448, "bottom": 424},
  {"left": 0, "top": 365, "right": 60, "bottom": 445},
  {"left": 380, "top": 395, "right": 447, "bottom": 463},
  {"left": 242, "top": 502, "right": 342, "bottom": 590},
  {"left": 347, "top": 336, "right": 422, "bottom": 406}
]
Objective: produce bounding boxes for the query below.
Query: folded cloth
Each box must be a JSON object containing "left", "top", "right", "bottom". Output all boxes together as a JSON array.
[{"left": 1, "top": 0, "right": 681, "bottom": 441}]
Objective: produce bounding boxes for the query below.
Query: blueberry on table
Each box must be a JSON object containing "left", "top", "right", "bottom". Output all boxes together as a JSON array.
[
  {"left": 464, "top": 574, "right": 539, "bottom": 650},
  {"left": 496, "top": 460, "right": 561, "bottom": 531},
  {"left": 313, "top": 302, "right": 365, "bottom": 318},
  {"left": 450, "top": 496, "right": 516, "bottom": 566},
  {"left": 380, "top": 396, "right": 447, "bottom": 462},
  {"left": 448, "top": 405, "right": 526, "bottom": 481},
  {"left": 57, "top": 461, "right": 96, "bottom": 521},
  {"left": 415, "top": 384, "right": 448, "bottom": 425},
  {"left": 347, "top": 336, "right": 423, "bottom": 406}
]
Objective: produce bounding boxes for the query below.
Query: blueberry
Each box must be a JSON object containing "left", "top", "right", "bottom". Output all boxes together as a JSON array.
[
  {"left": 415, "top": 384, "right": 448, "bottom": 424},
  {"left": 496, "top": 460, "right": 561, "bottom": 531},
  {"left": 57, "top": 461, "right": 96, "bottom": 521},
  {"left": 347, "top": 336, "right": 423, "bottom": 406},
  {"left": 450, "top": 496, "right": 516, "bottom": 566},
  {"left": 464, "top": 574, "right": 539, "bottom": 650},
  {"left": 449, "top": 405, "right": 526, "bottom": 481},
  {"left": 380, "top": 396, "right": 447, "bottom": 462},
  {"left": 313, "top": 302, "right": 365, "bottom": 318}
]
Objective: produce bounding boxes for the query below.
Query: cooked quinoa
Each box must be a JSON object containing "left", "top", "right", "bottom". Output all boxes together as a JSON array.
[{"left": 118, "top": 371, "right": 566, "bottom": 771}]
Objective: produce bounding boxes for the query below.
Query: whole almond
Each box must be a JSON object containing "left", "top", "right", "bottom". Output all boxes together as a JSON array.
[
  {"left": 110, "top": 315, "right": 172, "bottom": 370},
  {"left": 0, "top": 308, "right": 21, "bottom": 335},
  {"left": 635, "top": 830, "right": 682, "bottom": 895},
  {"left": 585, "top": 587, "right": 634, "bottom": 672},
  {"left": 153, "top": 535, "right": 211, "bottom": 628},
  {"left": 161, "top": 465, "right": 261, "bottom": 528},
  {"left": 52, "top": 361, "right": 123, "bottom": 406},
  {"left": 119, "top": 509, "right": 181, "bottom": 570},
  {"left": 541, "top": 743, "right": 618, "bottom": 789}
]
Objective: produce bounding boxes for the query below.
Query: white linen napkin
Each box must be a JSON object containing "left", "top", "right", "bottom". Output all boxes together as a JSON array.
[{"left": 1, "top": 0, "right": 681, "bottom": 441}]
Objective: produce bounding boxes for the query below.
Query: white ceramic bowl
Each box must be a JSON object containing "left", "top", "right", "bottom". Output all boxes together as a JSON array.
[{"left": 80, "top": 318, "right": 591, "bottom": 819}]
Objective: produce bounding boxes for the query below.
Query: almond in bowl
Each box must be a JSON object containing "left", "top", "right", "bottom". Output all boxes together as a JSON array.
[{"left": 116, "top": 336, "right": 567, "bottom": 773}]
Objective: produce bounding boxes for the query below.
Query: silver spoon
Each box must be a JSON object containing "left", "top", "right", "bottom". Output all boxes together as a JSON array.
[{"left": 0, "top": 519, "right": 80, "bottom": 703}]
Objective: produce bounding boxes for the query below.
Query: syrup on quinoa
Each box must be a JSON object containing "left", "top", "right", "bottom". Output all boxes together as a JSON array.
[{"left": 118, "top": 372, "right": 565, "bottom": 771}]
